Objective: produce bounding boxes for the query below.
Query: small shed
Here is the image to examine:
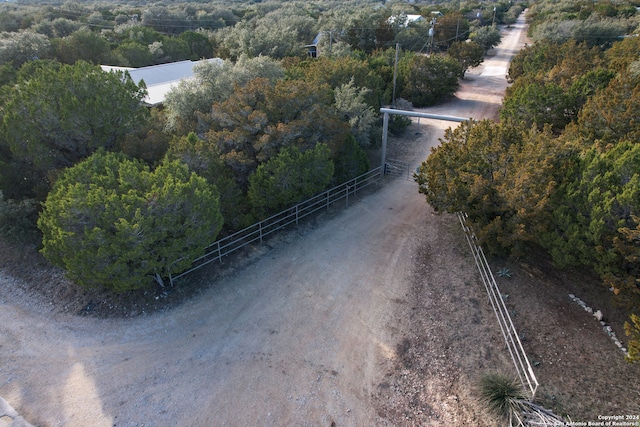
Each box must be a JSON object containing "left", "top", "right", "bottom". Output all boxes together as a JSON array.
[{"left": 305, "top": 33, "right": 323, "bottom": 58}]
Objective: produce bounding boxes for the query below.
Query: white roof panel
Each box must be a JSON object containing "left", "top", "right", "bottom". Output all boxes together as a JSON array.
[{"left": 101, "top": 58, "right": 223, "bottom": 106}]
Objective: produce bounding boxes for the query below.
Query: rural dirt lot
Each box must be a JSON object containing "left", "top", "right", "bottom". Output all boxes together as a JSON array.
[{"left": 1, "top": 13, "right": 639, "bottom": 427}]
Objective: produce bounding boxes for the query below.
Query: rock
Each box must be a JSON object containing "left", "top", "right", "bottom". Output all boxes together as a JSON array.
[
  {"left": 585, "top": 307, "right": 593, "bottom": 314},
  {"left": 0, "top": 398, "right": 36, "bottom": 427},
  {"left": 594, "top": 310, "right": 603, "bottom": 321},
  {"left": 0, "top": 397, "right": 18, "bottom": 418}
]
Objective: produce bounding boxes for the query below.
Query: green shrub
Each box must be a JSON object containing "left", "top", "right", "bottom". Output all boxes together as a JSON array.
[
  {"left": 248, "top": 144, "right": 334, "bottom": 219},
  {"left": 0, "top": 191, "right": 39, "bottom": 243},
  {"left": 38, "top": 151, "right": 223, "bottom": 293}
]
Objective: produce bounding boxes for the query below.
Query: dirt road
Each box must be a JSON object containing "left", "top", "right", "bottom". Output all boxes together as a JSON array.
[{"left": 0, "top": 16, "right": 529, "bottom": 427}]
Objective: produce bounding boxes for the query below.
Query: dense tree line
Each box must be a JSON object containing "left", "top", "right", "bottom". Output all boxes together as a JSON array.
[
  {"left": 1, "top": 0, "right": 509, "bottom": 67},
  {"left": 417, "top": 1, "right": 640, "bottom": 362},
  {"left": 0, "top": 0, "right": 511, "bottom": 291},
  {"left": 0, "top": 60, "right": 148, "bottom": 199}
]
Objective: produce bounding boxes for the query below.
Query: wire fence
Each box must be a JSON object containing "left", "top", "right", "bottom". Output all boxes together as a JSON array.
[
  {"left": 169, "top": 166, "right": 383, "bottom": 285},
  {"left": 457, "top": 211, "right": 539, "bottom": 398}
]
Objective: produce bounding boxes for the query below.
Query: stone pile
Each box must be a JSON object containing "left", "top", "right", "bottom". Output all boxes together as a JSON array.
[{"left": 568, "top": 293, "right": 628, "bottom": 356}]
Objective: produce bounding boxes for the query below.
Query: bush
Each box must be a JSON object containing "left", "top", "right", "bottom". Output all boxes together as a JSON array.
[
  {"left": 0, "top": 191, "right": 39, "bottom": 244},
  {"left": 625, "top": 314, "right": 640, "bottom": 363},
  {"left": 477, "top": 373, "right": 567, "bottom": 425},
  {"left": 389, "top": 114, "right": 412, "bottom": 135},
  {"left": 38, "top": 151, "right": 223, "bottom": 293},
  {"left": 332, "top": 134, "right": 370, "bottom": 185},
  {"left": 478, "top": 373, "right": 527, "bottom": 421},
  {"left": 248, "top": 144, "right": 334, "bottom": 219},
  {"left": 399, "top": 54, "right": 461, "bottom": 107}
]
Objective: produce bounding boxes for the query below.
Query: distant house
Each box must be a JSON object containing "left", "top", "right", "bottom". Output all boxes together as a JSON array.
[
  {"left": 406, "top": 14, "right": 426, "bottom": 25},
  {"left": 101, "top": 58, "right": 223, "bottom": 107},
  {"left": 388, "top": 14, "right": 426, "bottom": 27},
  {"left": 305, "top": 33, "right": 323, "bottom": 58}
]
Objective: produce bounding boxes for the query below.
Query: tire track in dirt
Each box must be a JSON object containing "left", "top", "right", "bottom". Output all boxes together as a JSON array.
[
  {"left": 371, "top": 14, "right": 532, "bottom": 426},
  {"left": 0, "top": 15, "right": 529, "bottom": 427}
]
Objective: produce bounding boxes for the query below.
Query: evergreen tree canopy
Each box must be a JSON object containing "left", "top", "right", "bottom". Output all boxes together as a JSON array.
[
  {"left": 202, "top": 77, "right": 350, "bottom": 190},
  {"left": 419, "top": 29, "right": 640, "bottom": 361},
  {"left": 447, "top": 40, "right": 484, "bottom": 77},
  {"left": 248, "top": 144, "right": 334, "bottom": 218},
  {"left": 38, "top": 151, "right": 223, "bottom": 293},
  {"left": 0, "top": 60, "right": 147, "bottom": 199},
  {"left": 399, "top": 53, "right": 460, "bottom": 107}
]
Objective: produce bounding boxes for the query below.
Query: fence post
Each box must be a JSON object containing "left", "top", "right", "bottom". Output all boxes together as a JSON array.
[
  {"left": 346, "top": 184, "right": 349, "bottom": 207},
  {"left": 168, "top": 168, "right": 383, "bottom": 283},
  {"left": 381, "top": 111, "right": 389, "bottom": 179}
]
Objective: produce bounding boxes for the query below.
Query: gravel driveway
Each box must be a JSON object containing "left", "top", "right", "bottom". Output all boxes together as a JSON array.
[{"left": 0, "top": 15, "right": 529, "bottom": 427}]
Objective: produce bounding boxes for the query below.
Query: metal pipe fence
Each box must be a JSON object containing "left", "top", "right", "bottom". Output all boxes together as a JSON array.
[
  {"left": 169, "top": 166, "right": 383, "bottom": 284},
  {"left": 457, "top": 212, "right": 539, "bottom": 398},
  {"left": 385, "top": 158, "right": 413, "bottom": 181}
]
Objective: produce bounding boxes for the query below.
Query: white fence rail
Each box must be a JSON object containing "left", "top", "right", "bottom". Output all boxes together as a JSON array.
[
  {"left": 457, "top": 212, "right": 539, "bottom": 398},
  {"left": 385, "top": 158, "right": 413, "bottom": 181},
  {"left": 169, "top": 166, "right": 383, "bottom": 284}
]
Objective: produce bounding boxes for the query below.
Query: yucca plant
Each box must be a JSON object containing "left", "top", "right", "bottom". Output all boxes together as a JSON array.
[
  {"left": 478, "top": 373, "right": 568, "bottom": 426},
  {"left": 479, "top": 373, "right": 527, "bottom": 426},
  {"left": 498, "top": 267, "right": 512, "bottom": 278}
]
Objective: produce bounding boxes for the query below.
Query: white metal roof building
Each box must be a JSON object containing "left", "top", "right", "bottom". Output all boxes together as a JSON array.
[
  {"left": 388, "top": 14, "right": 426, "bottom": 27},
  {"left": 101, "top": 58, "right": 223, "bottom": 106}
]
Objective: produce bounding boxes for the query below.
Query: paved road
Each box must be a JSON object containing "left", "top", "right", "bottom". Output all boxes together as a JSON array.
[{"left": 0, "top": 15, "right": 528, "bottom": 427}]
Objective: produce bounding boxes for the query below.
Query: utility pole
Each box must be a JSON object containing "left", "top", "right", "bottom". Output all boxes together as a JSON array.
[
  {"left": 380, "top": 112, "right": 389, "bottom": 179},
  {"left": 392, "top": 43, "right": 399, "bottom": 108},
  {"left": 428, "top": 19, "right": 435, "bottom": 55}
]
